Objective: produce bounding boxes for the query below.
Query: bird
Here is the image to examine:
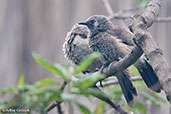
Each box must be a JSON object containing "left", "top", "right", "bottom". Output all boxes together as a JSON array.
[
  {"left": 78, "top": 15, "right": 162, "bottom": 93},
  {"left": 63, "top": 24, "right": 137, "bottom": 106},
  {"left": 63, "top": 24, "right": 136, "bottom": 108},
  {"left": 63, "top": 24, "right": 103, "bottom": 73}
]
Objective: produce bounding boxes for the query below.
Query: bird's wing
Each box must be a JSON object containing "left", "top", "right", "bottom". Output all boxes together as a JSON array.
[
  {"left": 110, "top": 35, "right": 131, "bottom": 57},
  {"left": 107, "top": 26, "right": 135, "bottom": 46}
]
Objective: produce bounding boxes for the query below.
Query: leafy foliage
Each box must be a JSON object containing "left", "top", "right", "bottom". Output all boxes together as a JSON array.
[
  {"left": 74, "top": 73, "right": 104, "bottom": 89},
  {"left": 74, "top": 53, "right": 101, "bottom": 74},
  {"left": 0, "top": 53, "right": 168, "bottom": 114},
  {"left": 77, "top": 103, "right": 91, "bottom": 114},
  {"left": 33, "top": 53, "right": 68, "bottom": 80}
]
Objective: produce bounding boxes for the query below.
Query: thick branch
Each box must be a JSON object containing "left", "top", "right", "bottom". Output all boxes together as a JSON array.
[
  {"left": 102, "top": 0, "right": 171, "bottom": 104},
  {"left": 102, "top": 46, "right": 143, "bottom": 77},
  {"left": 141, "top": 0, "right": 161, "bottom": 27},
  {"left": 126, "top": 0, "right": 171, "bottom": 104}
]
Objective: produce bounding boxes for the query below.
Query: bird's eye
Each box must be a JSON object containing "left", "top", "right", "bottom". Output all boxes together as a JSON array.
[{"left": 90, "top": 20, "right": 96, "bottom": 24}]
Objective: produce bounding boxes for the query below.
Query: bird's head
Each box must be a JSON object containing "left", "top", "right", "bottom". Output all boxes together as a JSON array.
[
  {"left": 78, "top": 15, "right": 112, "bottom": 34},
  {"left": 70, "top": 24, "right": 89, "bottom": 39}
]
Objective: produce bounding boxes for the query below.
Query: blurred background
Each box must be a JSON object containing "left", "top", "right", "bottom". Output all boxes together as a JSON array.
[{"left": 0, "top": 0, "right": 171, "bottom": 113}]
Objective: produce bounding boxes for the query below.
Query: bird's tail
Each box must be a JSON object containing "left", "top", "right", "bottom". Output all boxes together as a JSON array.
[
  {"left": 135, "top": 59, "right": 162, "bottom": 93},
  {"left": 116, "top": 71, "right": 137, "bottom": 107}
]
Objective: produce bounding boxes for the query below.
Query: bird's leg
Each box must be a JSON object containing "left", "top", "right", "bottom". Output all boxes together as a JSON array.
[
  {"left": 99, "top": 66, "right": 105, "bottom": 87},
  {"left": 98, "top": 63, "right": 110, "bottom": 87},
  {"left": 99, "top": 79, "right": 103, "bottom": 87}
]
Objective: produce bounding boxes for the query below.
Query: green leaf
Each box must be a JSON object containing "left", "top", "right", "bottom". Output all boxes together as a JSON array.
[
  {"left": 32, "top": 53, "right": 68, "bottom": 80},
  {"left": 23, "top": 88, "right": 62, "bottom": 109},
  {"left": 74, "top": 73, "right": 104, "bottom": 89},
  {"left": 1, "top": 87, "right": 18, "bottom": 96},
  {"left": 74, "top": 53, "right": 101, "bottom": 74},
  {"left": 134, "top": 102, "right": 146, "bottom": 114},
  {"left": 108, "top": 86, "right": 123, "bottom": 101},
  {"left": 77, "top": 88, "right": 110, "bottom": 100},
  {"left": 77, "top": 103, "right": 91, "bottom": 114},
  {"left": 61, "top": 93, "right": 76, "bottom": 101},
  {"left": 35, "top": 78, "right": 61, "bottom": 88},
  {"left": 17, "top": 75, "right": 24, "bottom": 88},
  {"left": 24, "top": 87, "right": 58, "bottom": 96},
  {"left": 43, "top": 91, "right": 63, "bottom": 107}
]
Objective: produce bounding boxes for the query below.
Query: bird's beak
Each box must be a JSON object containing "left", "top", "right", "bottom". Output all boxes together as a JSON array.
[
  {"left": 78, "top": 21, "right": 92, "bottom": 30},
  {"left": 78, "top": 21, "right": 88, "bottom": 26}
]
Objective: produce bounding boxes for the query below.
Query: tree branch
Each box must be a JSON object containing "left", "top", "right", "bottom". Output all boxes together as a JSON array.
[
  {"left": 102, "top": 46, "right": 143, "bottom": 77},
  {"left": 110, "top": 14, "right": 171, "bottom": 23},
  {"left": 57, "top": 102, "right": 63, "bottom": 114},
  {"left": 125, "top": 0, "right": 171, "bottom": 104},
  {"left": 107, "top": 7, "right": 171, "bottom": 23},
  {"left": 102, "top": 0, "right": 171, "bottom": 104},
  {"left": 93, "top": 86, "right": 129, "bottom": 114},
  {"left": 97, "top": 76, "right": 142, "bottom": 87},
  {"left": 155, "top": 17, "right": 171, "bottom": 22},
  {"left": 46, "top": 103, "right": 57, "bottom": 113}
]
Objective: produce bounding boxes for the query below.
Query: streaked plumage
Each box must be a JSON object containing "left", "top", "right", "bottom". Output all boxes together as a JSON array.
[
  {"left": 63, "top": 24, "right": 103, "bottom": 73},
  {"left": 79, "top": 15, "right": 162, "bottom": 106}
]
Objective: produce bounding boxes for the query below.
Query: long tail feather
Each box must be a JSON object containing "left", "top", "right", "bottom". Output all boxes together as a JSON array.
[
  {"left": 117, "top": 71, "right": 137, "bottom": 107},
  {"left": 136, "top": 59, "right": 162, "bottom": 92}
]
